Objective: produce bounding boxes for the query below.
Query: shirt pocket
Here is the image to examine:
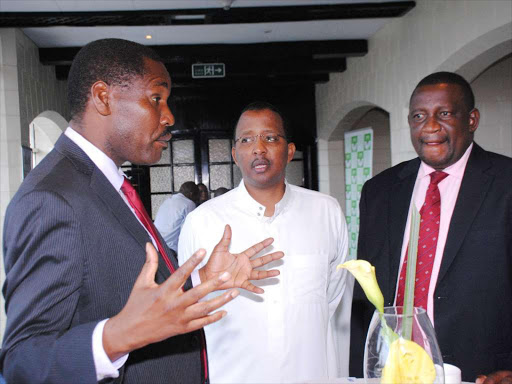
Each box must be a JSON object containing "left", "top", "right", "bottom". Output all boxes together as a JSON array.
[{"left": 286, "top": 252, "right": 328, "bottom": 304}]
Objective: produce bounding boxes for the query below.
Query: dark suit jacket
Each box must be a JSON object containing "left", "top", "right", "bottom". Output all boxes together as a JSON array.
[
  {"left": 350, "top": 143, "right": 512, "bottom": 381},
  {"left": 1, "top": 134, "right": 206, "bottom": 383}
]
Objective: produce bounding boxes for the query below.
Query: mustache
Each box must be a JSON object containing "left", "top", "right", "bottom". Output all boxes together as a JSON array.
[
  {"left": 157, "top": 126, "right": 173, "bottom": 142},
  {"left": 251, "top": 158, "right": 271, "bottom": 168}
]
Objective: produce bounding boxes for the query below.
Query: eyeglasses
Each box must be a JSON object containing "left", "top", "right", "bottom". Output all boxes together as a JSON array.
[{"left": 234, "top": 134, "right": 286, "bottom": 145}]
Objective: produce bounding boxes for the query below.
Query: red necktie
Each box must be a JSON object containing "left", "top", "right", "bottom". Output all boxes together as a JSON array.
[
  {"left": 121, "top": 178, "right": 209, "bottom": 382},
  {"left": 396, "top": 171, "right": 448, "bottom": 311},
  {"left": 121, "top": 177, "right": 175, "bottom": 273}
]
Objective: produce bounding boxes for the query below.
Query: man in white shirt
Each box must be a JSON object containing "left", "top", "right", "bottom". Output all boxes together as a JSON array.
[
  {"left": 179, "top": 102, "right": 350, "bottom": 383},
  {"left": 350, "top": 72, "right": 512, "bottom": 382},
  {"left": 155, "top": 181, "right": 199, "bottom": 251},
  {"left": 1, "top": 38, "right": 283, "bottom": 383}
]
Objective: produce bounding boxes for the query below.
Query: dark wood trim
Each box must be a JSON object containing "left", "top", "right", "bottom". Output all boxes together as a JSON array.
[
  {"left": 1, "top": 2, "right": 415, "bottom": 27},
  {"left": 41, "top": 41, "right": 367, "bottom": 65}
]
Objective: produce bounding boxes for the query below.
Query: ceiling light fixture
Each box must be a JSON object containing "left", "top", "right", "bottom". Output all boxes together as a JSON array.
[
  {"left": 145, "top": 35, "right": 152, "bottom": 40},
  {"left": 172, "top": 14, "right": 206, "bottom": 20}
]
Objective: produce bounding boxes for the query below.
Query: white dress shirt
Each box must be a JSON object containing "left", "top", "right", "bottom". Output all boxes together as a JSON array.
[
  {"left": 64, "top": 127, "right": 152, "bottom": 380},
  {"left": 178, "top": 180, "right": 350, "bottom": 383},
  {"left": 154, "top": 193, "right": 196, "bottom": 251},
  {"left": 395, "top": 143, "right": 473, "bottom": 323}
]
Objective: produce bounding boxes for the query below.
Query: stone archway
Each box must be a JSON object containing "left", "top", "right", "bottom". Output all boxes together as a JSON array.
[
  {"left": 319, "top": 102, "right": 390, "bottom": 207},
  {"left": 437, "top": 22, "right": 512, "bottom": 157},
  {"left": 29, "top": 110, "right": 67, "bottom": 167}
]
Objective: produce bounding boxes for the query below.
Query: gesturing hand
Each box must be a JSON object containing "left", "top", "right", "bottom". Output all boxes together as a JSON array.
[
  {"left": 199, "top": 224, "right": 284, "bottom": 294},
  {"left": 103, "top": 243, "right": 239, "bottom": 362}
]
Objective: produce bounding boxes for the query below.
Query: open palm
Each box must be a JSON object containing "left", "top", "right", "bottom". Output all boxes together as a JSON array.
[{"left": 200, "top": 225, "right": 284, "bottom": 293}]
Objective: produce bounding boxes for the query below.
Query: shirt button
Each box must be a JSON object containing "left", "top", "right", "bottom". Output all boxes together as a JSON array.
[
  {"left": 257, "top": 213, "right": 261, "bottom": 216},
  {"left": 259, "top": 207, "right": 263, "bottom": 210}
]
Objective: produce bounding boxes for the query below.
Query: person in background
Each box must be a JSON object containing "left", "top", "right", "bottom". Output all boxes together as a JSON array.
[
  {"left": 154, "top": 181, "right": 199, "bottom": 252},
  {"left": 351, "top": 72, "right": 512, "bottom": 382},
  {"left": 1, "top": 38, "right": 284, "bottom": 383},
  {"left": 197, "top": 182, "right": 209, "bottom": 205},
  {"left": 179, "top": 101, "right": 351, "bottom": 383},
  {"left": 212, "top": 187, "right": 229, "bottom": 198}
]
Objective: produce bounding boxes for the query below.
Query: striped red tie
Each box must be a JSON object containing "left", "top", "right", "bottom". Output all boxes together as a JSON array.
[
  {"left": 396, "top": 171, "right": 448, "bottom": 311},
  {"left": 121, "top": 177, "right": 175, "bottom": 272}
]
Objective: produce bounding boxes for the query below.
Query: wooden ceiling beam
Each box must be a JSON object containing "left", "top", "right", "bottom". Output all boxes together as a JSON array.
[
  {"left": 54, "top": 56, "right": 346, "bottom": 81},
  {"left": 0, "top": 2, "right": 415, "bottom": 27},
  {"left": 40, "top": 40, "right": 367, "bottom": 66}
]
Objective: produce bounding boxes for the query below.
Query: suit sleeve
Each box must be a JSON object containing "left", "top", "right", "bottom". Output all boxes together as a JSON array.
[{"left": 1, "top": 190, "right": 98, "bottom": 384}]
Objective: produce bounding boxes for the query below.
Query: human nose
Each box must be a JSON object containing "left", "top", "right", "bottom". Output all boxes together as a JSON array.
[
  {"left": 423, "top": 115, "right": 441, "bottom": 133},
  {"left": 161, "top": 103, "right": 175, "bottom": 127},
  {"left": 252, "top": 135, "right": 267, "bottom": 155}
]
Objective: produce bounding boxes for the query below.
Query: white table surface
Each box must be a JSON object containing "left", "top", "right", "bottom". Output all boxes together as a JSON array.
[{"left": 304, "top": 379, "right": 473, "bottom": 384}]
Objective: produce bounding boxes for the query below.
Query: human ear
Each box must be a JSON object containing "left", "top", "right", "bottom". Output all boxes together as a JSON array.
[
  {"left": 231, "top": 146, "right": 239, "bottom": 167},
  {"left": 90, "top": 81, "right": 111, "bottom": 116},
  {"left": 287, "top": 142, "right": 296, "bottom": 163},
  {"left": 468, "top": 108, "right": 480, "bottom": 134}
]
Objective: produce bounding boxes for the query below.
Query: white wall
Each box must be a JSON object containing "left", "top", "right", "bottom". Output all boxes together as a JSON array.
[
  {"left": 16, "top": 30, "right": 69, "bottom": 145},
  {"left": 472, "top": 55, "right": 512, "bottom": 157},
  {"left": 0, "top": 29, "right": 22, "bottom": 337},
  {"left": 0, "top": 29, "right": 68, "bottom": 336},
  {"left": 316, "top": 0, "right": 512, "bottom": 166}
]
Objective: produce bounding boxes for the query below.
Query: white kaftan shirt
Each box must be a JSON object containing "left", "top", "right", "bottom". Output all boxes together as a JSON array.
[{"left": 178, "top": 181, "right": 350, "bottom": 383}]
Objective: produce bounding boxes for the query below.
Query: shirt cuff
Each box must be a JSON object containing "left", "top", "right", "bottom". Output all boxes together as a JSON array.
[
  {"left": 191, "top": 269, "right": 201, "bottom": 287},
  {"left": 92, "top": 319, "right": 129, "bottom": 381}
]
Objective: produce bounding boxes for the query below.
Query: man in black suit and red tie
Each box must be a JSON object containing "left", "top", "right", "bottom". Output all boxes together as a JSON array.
[
  {"left": 1, "top": 38, "right": 283, "bottom": 383},
  {"left": 350, "top": 72, "right": 512, "bottom": 383}
]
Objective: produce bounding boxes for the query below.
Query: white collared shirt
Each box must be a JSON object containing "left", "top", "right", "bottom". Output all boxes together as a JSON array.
[
  {"left": 396, "top": 143, "right": 474, "bottom": 323},
  {"left": 178, "top": 181, "right": 350, "bottom": 383},
  {"left": 154, "top": 193, "right": 196, "bottom": 251}
]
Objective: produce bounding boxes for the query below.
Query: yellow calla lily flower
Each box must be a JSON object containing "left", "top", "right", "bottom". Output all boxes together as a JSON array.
[
  {"left": 337, "top": 260, "right": 384, "bottom": 314},
  {"left": 381, "top": 337, "right": 436, "bottom": 384}
]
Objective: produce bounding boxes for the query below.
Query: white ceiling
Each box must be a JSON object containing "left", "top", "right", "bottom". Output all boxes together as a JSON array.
[{"left": 0, "top": 0, "right": 408, "bottom": 48}]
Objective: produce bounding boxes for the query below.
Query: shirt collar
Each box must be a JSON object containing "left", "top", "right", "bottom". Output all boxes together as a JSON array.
[
  {"left": 65, "top": 127, "right": 125, "bottom": 191},
  {"left": 236, "top": 179, "right": 292, "bottom": 220},
  {"left": 418, "top": 142, "right": 474, "bottom": 181}
]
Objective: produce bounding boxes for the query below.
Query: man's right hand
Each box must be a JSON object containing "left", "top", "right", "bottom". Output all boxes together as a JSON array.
[{"left": 102, "top": 243, "right": 239, "bottom": 362}]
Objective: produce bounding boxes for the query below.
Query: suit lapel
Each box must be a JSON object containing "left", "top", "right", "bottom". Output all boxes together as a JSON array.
[
  {"left": 56, "top": 134, "right": 172, "bottom": 282},
  {"left": 90, "top": 169, "right": 172, "bottom": 282},
  {"left": 438, "top": 144, "right": 493, "bottom": 282},
  {"left": 387, "top": 158, "right": 420, "bottom": 301}
]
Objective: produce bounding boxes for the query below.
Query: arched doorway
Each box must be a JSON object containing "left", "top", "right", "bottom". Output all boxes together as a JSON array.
[
  {"left": 320, "top": 103, "right": 391, "bottom": 209},
  {"left": 437, "top": 22, "right": 511, "bottom": 157},
  {"left": 29, "top": 110, "right": 67, "bottom": 168}
]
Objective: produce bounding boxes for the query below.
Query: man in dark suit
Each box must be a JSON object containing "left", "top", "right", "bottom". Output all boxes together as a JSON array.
[
  {"left": 1, "top": 38, "right": 283, "bottom": 383},
  {"left": 350, "top": 72, "right": 512, "bottom": 382}
]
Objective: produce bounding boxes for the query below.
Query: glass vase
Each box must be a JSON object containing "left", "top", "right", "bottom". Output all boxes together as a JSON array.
[{"left": 364, "top": 306, "right": 444, "bottom": 384}]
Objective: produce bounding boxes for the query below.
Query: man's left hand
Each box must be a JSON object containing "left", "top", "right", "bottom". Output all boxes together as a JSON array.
[
  {"left": 199, "top": 224, "right": 284, "bottom": 293},
  {"left": 476, "top": 371, "right": 512, "bottom": 384}
]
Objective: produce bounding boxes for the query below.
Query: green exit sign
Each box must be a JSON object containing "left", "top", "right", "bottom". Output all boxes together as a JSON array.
[{"left": 192, "top": 63, "right": 225, "bottom": 78}]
